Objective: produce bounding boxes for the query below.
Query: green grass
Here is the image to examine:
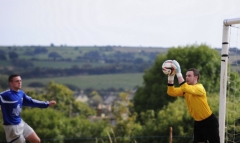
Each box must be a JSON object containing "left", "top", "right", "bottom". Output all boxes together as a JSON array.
[{"left": 22, "top": 73, "right": 144, "bottom": 90}]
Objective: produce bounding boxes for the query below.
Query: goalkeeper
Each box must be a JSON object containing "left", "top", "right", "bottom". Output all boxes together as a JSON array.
[{"left": 166, "top": 60, "right": 220, "bottom": 143}]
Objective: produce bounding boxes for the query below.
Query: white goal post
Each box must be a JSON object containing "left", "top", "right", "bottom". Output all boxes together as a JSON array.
[{"left": 219, "top": 17, "right": 240, "bottom": 143}]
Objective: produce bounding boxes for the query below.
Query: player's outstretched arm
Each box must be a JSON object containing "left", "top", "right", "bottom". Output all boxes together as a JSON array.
[{"left": 49, "top": 100, "right": 56, "bottom": 107}]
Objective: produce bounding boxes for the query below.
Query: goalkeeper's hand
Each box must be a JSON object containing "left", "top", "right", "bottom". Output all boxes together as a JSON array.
[
  {"left": 172, "top": 60, "right": 182, "bottom": 78},
  {"left": 168, "top": 74, "right": 175, "bottom": 81}
]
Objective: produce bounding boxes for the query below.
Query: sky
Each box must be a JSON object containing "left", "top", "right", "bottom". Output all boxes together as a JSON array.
[{"left": 0, "top": 0, "right": 240, "bottom": 48}]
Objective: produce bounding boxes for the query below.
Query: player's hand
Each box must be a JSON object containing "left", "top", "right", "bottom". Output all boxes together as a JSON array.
[
  {"left": 172, "top": 60, "right": 181, "bottom": 73},
  {"left": 168, "top": 74, "right": 175, "bottom": 81},
  {"left": 49, "top": 100, "right": 56, "bottom": 107},
  {"left": 172, "top": 60, "right": 182, "bottom": 77}
]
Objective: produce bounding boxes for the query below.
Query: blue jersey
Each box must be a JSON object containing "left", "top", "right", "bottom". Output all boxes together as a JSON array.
[{"left": 0, "top": 89, "right": 49, "bottom": 125}]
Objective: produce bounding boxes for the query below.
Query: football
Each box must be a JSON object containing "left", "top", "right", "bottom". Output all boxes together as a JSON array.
[{"left": 162, "top": 60, "right": 176, "bottom": 76}]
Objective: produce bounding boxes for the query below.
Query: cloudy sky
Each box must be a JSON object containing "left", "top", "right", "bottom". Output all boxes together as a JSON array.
[{"left": 0, "top": 0, "right": 240, "bottom": 48}]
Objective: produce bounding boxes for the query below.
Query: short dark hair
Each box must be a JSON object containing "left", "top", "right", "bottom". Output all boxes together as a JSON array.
[
  {"left": 8, "top": 74, "right": 20, "bottom": 82},
  {"left": 187, "top": 68, "right": 200, "bottom": 81}
]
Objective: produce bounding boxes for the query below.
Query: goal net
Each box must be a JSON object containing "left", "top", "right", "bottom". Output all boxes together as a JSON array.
[{"left": 219, "top": 17, "right": 240, "bottom": 143}]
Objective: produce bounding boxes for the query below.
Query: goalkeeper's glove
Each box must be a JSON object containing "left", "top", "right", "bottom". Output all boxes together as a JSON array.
[
  {"left": 168, "top": 74, "right": 175, "bottom": 81},
  {"left": 172, "top": 60, "right": 182, "bottom": 78}
]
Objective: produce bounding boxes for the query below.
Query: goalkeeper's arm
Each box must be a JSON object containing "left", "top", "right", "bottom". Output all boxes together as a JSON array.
[
  {"left": 168, "top": 75, "right": 174, "bottom": 84},
  {"left": 172, "top": 60, "right": 185, "bottom": 84},
  {"left": 177, "top": 74, "right": 185, "bottom": 84}
]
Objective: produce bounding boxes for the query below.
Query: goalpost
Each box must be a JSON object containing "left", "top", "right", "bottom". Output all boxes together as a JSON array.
[{"left": 219, "top": 17, "right": 240, "bottom": 143}]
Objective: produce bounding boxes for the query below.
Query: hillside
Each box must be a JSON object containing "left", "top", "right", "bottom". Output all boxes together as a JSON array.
[
  {"left": 0, "top": 46, "right": 168, "bottom": 91},
  {"left": 1, "top": 46, "right": 239, "bottom": 91}
]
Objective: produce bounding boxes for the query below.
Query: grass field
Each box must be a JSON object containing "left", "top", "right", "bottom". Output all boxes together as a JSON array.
[{"left": 22, "top": 73, "right": 144, "bottom": 90}]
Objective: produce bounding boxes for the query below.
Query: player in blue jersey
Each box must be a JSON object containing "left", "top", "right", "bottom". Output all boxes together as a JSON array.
[{"left": 0, "top": 74, "right": 56, "bottom": 143}]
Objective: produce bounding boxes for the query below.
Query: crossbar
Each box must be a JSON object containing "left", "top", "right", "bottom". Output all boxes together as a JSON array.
[{"left": 224, "top": 17, "right": 240, "bottom": 26}]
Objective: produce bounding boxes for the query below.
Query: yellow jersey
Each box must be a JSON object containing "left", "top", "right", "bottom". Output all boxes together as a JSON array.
[{"left": 167, "top": 82, "right": 212, "bottom": 121}]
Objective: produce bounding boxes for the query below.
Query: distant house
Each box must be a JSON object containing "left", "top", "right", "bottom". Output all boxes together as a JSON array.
[
  {"left": 103, "top": 92, "right": 117, "bottom": 105},
  {"left": 128, "top": 89, "right": 137, "bottom": 100},
  {"left": 75, "top": 90, "right": 89, "bottom": 103},
  {"left": 93, "top": 103, "right": 116, "bottom": 126}
]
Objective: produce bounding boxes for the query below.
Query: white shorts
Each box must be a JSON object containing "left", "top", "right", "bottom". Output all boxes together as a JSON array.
[{"left": 3, "top": 120, "right": 34, "bottom": 143}]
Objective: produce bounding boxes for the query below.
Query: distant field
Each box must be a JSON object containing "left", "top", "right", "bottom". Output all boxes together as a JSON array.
[
  {"left": 112, "top": 47, "right": 169, "bottom": 53},
  {"left": 22, "top": 73, "right": 144, "bottom": 90}
]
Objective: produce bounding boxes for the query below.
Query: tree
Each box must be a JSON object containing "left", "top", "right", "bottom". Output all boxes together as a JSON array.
[
  {"left": 19, "top": 82, "right": 111, "bottom": 143},
  {"left": 8, "top": 51, "right": 19, "bottom": 60},
  {"left": 33, "top": 47, "right": 48, "bottom": 54},
  {"left": 89, "top": 90, "right": 103, "bottom": 107},
  {"left": 48, "top": 52, "right": 62, "bottom": 60},
  {"left": 134, "top": 58, "right": 144, "bottom": 64},
  {"left": 112, "top": 92, "right": 142, "bottom": 142},
  {"left": 21, "top": 108, "right": 109, "bottom": 143},
  {"left": 157, "top": 98, "right": 193, "bottom": 143},
  {"left": 0, "top": 53, "right": 7, "bottom": 60},
  {"left": 31, "top": 81, "right": 95, "bottom": 118},
  {"left": 133, "top": 44, "right": 221, "bottom": 117},
  {"left": 21, "top": 108, "right": 66, "bottom": 143},
  {"left": 12, "top": 60, "right": 34, "bottom": 68},
  {"left": 0, "top": 75, "right": 8, "bottom": 90}
]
